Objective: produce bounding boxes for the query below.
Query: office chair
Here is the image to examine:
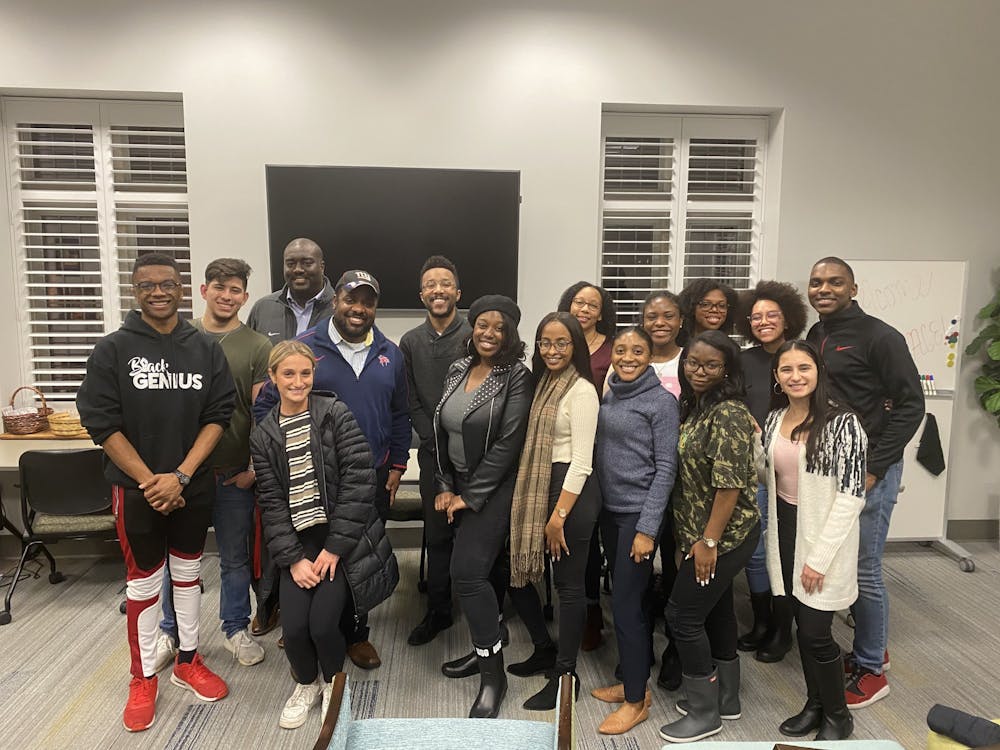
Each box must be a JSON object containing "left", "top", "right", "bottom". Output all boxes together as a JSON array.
[{"left": 0, "top": 448, "right": 116, "bottom": 626}]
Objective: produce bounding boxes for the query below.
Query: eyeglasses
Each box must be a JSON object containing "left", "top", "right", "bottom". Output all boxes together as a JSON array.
[
  {"left": 571, "top": 298, "right": 601, "bottom": 313},
  {"left": 421, "top": 280, "right": 456, "bottom": 292},
  {"left": 697, "top": 300, "right": 729, "bottom": 312},
  {"left": 135, "top": 280, "right": 181, "bottom": 293},
  {"left": 748, "top": 310, "right": 783, "bottom": 324},
  {"left": 537, "top": 339, "right": 572, "bottom": 353},
  {"left": 681, "top": 358, "right": 725, "bottom": 375}
]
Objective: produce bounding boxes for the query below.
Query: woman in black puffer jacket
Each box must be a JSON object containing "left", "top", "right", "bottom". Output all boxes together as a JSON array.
[{"left": 250, "top": 340, "right": 398, "bottom": 730}]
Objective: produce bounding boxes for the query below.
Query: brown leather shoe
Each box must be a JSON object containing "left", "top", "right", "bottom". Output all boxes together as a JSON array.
[
  {"left": 581, "top": 604, "right": 604, "bottom": 651},
  {"left": 590, "top": 684, "right": 652, "bottom": 706},
  {"left": 250, "top": 607, "right": 280, "bottom": 637},
  {"left": 598, "top": 702, "right": 650, "bottom": 735},
  {"left": 347, "top": 640, "right": 381, "bottom": 670}
]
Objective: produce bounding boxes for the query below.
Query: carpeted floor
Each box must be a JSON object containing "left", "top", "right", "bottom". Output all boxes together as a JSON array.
[{"left": 1, "top": 540, "right": 998, "bottom": 749}]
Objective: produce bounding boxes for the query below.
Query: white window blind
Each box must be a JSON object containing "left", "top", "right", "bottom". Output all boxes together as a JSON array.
[
  {"left": 2, "top": 98, "right": 191, "bottom": 403},
  {"left": 600, "top": 113, "right": 767, "bottom": 321}
]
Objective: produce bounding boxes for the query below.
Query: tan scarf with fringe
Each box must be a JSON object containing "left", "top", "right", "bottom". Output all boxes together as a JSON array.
[{"left": 509, "top": 367, "right": 579, "bottom": 587}]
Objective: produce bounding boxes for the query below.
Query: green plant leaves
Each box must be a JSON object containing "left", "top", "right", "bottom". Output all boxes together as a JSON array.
[{"left": 974, "top": 375, "right": 1000, "bottom": 395}]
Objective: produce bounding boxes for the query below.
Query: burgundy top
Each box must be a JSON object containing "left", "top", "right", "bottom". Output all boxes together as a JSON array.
[{"left": 589, "top": 338, "right": 612, "bottom": 395}]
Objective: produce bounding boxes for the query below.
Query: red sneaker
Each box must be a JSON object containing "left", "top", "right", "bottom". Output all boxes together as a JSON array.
[
  {"left": 170, "top": 654, "right": 229, "bottom": 702},
  {"left": 123, "top": 675, "right": 157, "bottom": 732},
  {"left": 846, "top": 666, "right": 890, "bottom": 709},
  {"left": 844, "top": 649, "right": 890, "bottom": 674}
]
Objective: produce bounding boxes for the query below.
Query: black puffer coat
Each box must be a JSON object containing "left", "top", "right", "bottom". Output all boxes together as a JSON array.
[{"left": 250, "top": 392, "right": 398, "bottom": 617}]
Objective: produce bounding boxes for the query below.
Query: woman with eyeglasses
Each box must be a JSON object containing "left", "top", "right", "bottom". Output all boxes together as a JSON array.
[
  {"left": 678, "top": 280, "right": 739, "bottom": 337},
  {"left": 733, "top": 281, "right": 809, "bottom": 663},
  {"left": 764, "top": 341, "right": 864, "bottom": 741},
  {"left": 557, "top": 282, "right": 619, "bottom": 651},
  {"left": 659, "top": 330, "right": 760, "bottom": 744},
  {"left": 591, "top": 327, "right": 679, "bottom": 735},
  {"left": 506, "top": 312, "right": 601, "bottom": 710}
]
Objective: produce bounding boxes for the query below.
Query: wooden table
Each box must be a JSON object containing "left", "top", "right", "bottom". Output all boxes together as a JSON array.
[{"left": 0, "top": 432, "right": 95, "bottom": 471}]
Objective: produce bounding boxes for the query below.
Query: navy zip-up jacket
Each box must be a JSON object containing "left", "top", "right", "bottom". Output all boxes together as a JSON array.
[
  {"left": 807, "top": 301, "right": 924, "bottom": 479},
  {"left": 254, "top": 321, "right": 411, "bottom": 471}
]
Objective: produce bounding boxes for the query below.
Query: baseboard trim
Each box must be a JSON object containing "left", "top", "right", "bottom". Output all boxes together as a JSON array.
[{"left": 946, "top": 519, "right": 999, "bottom": 541}]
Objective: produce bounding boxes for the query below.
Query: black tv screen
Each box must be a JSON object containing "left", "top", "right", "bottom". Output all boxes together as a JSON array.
[{"left": 265, "top": 165, "right": 520, "bottom": 310}]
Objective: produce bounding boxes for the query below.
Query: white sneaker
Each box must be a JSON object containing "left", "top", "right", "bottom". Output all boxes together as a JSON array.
[
  {"left": 152, "top": 632, "right": 178, "bottom": 673},
  {"left": 224, "top": 629, "right": 265, "bottom": 666},
  {"left": 321, "top": 681, "right": 333, "bottom": 722},
  {"left": 279, "top": 680, "right": 321, "bottom": 729}
]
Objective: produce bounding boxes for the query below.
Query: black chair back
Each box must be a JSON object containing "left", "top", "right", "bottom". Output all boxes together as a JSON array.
[{"left": 19, "top": 449, "right": 111, "bottom": 516}]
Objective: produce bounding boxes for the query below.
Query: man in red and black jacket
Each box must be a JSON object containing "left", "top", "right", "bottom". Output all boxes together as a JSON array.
[
  {"left": 806, "top": 256, "right": 925, "bottom": 711},
  {"left": 255, "top": 269, "right": 410, "bottom": 671}
]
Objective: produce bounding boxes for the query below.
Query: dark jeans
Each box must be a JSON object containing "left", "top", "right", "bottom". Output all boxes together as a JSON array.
[
  {"left": 777, "top": 497, "right": 839, "bottom": 662},
  {"left": 419, "top": 444, "right": 455, "bottom": 616},
  {"left": 666, "top": 522, "right": 761, "bottom": 678},
  {"left": 657, "top": 510, "right": 679, "bottom": 636},
  {"left": 342, "top": 462, "right": 392, "bottom": 646},
  {"left": 600, "top": 509, "right": 656, "bottom": 704},
  {"left": 584, "top": 480, "right": 607, "bottom": 603},
  {"left": 451, "top": 472, "right": 513, "bottom": 649},
  {"left": 508, "top": 464, "right": 602, "bottom": 673},
  {"left": 280, "top": 525, "right": 349, "bottom": 684}
]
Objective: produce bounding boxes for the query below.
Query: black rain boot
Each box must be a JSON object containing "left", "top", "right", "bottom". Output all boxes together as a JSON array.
[
  {"left": 658, "top": 671, "right": 723, "bottom": 743},
  {"left": 779, "top": 643, "right": 823, "bottom": 736},
  {"left": 523, "top": 670, "right": 581, "bottom": 710},
  {"left": 815, "top": 653, "right": 853, "bottom": 740},
  {"left": 737, "top": 591, "right": 772, "bottom": 651},
  {"left": 469, "top": 644, "right": 507, "bottom": 719},
  {"left": 508, "top": 642, "right": 557, "bottom": 677},
  {"left": 657, "top": 640, "right": 682, "bottom": 691},
  {"left": 442, "top": 649, "right": 479, "bottom": 679},
  {"left": 674, "top": 656, "right": 741, "bottom": 720},
  {"left": 756, "top": 595, "right": 794, "bottom": 663}
]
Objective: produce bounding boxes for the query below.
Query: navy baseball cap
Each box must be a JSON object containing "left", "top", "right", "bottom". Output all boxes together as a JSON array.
[{"left": 336, "top": 270, "right": 380, "bottom": 296}]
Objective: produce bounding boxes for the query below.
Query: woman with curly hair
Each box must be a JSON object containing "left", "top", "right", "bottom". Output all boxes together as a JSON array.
[
  {"left": 557, "top": 281, "right": 618, "bottom": 650},
  {"left": 733, "top": 281, "right": 808, "bottom": 664},
  {"left": 678, "top": 280, "right": 739, "bottom": 338}
]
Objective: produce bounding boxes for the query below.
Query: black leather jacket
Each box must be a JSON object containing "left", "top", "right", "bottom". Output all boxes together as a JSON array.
[
  {"left": 433, "top": 357, "right": 531, "bottom": 512},
  {"left": 250, "top": 392, "right": 399, "bottom": 617}
]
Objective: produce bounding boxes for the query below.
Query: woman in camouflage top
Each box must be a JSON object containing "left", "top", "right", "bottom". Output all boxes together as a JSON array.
[{"left": 659, "top": 331, "right": 761, "bottom": 745}]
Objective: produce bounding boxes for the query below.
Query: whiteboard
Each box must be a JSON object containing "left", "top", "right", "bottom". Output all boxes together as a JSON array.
[{"left": 846, "top": 260, "right": 967, "bottom": 392}]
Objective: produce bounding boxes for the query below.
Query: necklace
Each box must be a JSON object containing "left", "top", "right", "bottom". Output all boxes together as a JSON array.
[
  {"left": 586, "top": 330, "right": 601, "bottom": 349},
  {"left": 203, "top": 320, "right": 240, "bottom": 345}
]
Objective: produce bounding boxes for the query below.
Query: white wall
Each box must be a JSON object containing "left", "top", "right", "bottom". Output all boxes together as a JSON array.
[{"left": 2, "top": 0, "right": 999, "bottom": 520}]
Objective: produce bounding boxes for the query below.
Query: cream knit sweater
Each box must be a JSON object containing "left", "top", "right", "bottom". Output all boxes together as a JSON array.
[{"left": 763, "top": 408, "right": 868, "bottom": 612}]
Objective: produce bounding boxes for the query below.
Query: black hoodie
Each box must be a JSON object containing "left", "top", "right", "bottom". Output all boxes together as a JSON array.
[
  {"left": 807, "top": 301, "right": 925, "bottom": 479},
  {"left": 78, "top": 310, "right": 236, "bottom": 488}
]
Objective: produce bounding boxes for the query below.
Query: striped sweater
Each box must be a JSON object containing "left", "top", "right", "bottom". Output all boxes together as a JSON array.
[{"left": 762, "top": 407, "right": 867, "bottom": 611}]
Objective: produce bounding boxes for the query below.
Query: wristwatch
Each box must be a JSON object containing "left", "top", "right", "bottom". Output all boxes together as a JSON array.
[
  {"left": 174, "top": 470, "right": 191, "bottom": 486},
  {"left": 700, "top": 536, "right": 718, "bottom": 549},
  {"left": 556, "top": 508, "right": 569, "bottom": 519}
]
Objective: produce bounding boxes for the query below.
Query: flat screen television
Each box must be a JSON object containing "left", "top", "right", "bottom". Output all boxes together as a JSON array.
[{"left": 265, "top": 165, "right": 520, "bottom": 310}]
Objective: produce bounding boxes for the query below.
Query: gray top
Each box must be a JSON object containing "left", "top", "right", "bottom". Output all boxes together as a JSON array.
[{"left": 440, "top": 371, "right": 475, "bottom": 473}]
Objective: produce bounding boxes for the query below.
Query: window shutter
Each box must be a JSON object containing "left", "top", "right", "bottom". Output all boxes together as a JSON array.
[
  {"left": 600, "top": 113, "right": 767, "bottom": 323},
  {"left": 2, "top": 98, "right": 190, "bottom": 403}
]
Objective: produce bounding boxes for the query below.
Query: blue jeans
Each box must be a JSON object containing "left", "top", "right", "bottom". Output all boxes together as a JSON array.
[
  {"left": 161, "top": 469, "right": 255, "bottom": 638},
  {"left": 851, "top": 459, "right": 903, "bottom": 674},
  {"left": 744, "top": 483, "right": 770, "bottom": 594}
]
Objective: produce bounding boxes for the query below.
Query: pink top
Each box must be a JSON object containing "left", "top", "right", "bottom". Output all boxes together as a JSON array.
[
  {"left": 651, "top": 355, "right": 681, "bottom": 399},
  {"left": 773, "top": 432, "right": 802, "bottom": 505}
]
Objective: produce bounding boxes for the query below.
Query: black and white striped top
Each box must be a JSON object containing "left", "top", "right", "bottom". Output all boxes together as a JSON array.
[{"left": 279, "top": 411, "right": 327, "bottom": 532}]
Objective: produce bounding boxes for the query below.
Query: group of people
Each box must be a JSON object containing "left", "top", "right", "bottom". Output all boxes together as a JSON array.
[{"left": 77, "top": 240, "right": 924, "bottom": 743}]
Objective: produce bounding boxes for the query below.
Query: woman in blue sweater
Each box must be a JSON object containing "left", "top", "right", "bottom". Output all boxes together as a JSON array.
[{"left": 591, "top": 326, "right": 679, "bottom": 735}]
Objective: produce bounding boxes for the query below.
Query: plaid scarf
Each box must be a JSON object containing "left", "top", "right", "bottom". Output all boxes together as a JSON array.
[{"left": 509, "top": 367, "right": 579, "bottom": 587}]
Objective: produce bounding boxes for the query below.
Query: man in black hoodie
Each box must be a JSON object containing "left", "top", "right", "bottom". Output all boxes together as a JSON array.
[
  {"left": 78, "top": 253, "right": 235, "bottom": 733},
  {"left": 806, "top": 257, "right": 925, "bottom": 711}
]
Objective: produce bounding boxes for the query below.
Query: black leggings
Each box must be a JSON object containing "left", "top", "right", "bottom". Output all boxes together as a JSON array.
[
  {"left": 280, "top": 525, "right": 350, "bottom": 684},
  {"left": 508, "top": 464, "right": 601, "bottom": 673},
  {"left": 777, "top": 497, "right": 839, "bottom": 662},
  {"left": 419, "top": 445, "right": 455, "bottom": 616},
  {"left": 666, "top": 522, "right": 760, "bottom": 677}
]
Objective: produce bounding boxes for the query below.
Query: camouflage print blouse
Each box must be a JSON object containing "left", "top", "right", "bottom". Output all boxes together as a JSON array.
[{"left": 673, "top": 399, "right": 760, "bottom": 555}]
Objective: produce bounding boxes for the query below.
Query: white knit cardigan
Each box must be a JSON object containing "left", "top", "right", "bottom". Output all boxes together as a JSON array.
[{"left": 763, "top": 408, "right": 868, "bottom": 612}]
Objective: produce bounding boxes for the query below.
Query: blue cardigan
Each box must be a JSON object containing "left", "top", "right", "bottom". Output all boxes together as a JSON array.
[{"left": 596, "top": 366, "right": 679, "bottom": 538}]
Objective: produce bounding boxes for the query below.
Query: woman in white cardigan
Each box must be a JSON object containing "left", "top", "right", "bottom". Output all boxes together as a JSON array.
[{"left": 761, "top": 340, "right": 867, "bottom": 742}]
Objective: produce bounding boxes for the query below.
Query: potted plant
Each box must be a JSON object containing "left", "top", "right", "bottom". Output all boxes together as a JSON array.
[{"left": 965, "top": 283, "right": 1000, "bottom": 428}]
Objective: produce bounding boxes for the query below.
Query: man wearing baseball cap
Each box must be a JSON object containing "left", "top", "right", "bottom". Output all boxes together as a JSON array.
[{"left": 255, "top": 269, "right": 410, "bottom": 670}]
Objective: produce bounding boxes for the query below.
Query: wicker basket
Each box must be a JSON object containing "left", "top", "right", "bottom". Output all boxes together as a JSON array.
[
  {"left": 2, "top": 386, "right": 54, "bottom": 435},
  {"left": 48, "top": 410, "right": 89, "bottom": 438}
]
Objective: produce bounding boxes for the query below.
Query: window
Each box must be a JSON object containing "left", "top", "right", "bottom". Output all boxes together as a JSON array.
[
  {"left": 1, "top": 98, "right": 190, "bottom": 402},
  {"left": 600, "top": 113, "right": 768, "bottom": 321}
]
